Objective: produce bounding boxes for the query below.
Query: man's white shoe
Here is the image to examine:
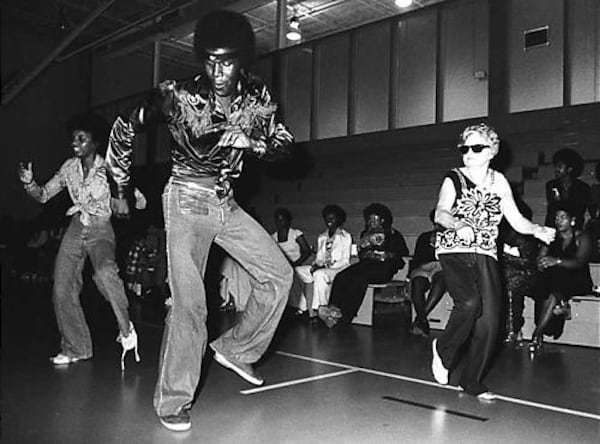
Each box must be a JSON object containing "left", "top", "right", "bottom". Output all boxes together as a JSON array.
[
  {"left": 159, "top": 410, "right": 192, "bottom": 432},
  {"left": 117, "top": 322, "right": 141, "bottom": 371},
  {"left": 213, "top": 351, "right": 264, "bottom": 386},
  {"left": 50, "top": 353, "right": 82, "bottom": 365},
  {"left": 431, "top": 338, "right": 449, "bottom": 385}
]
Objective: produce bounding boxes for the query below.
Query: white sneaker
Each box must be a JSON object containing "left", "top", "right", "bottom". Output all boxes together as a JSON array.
[
  {"left": 117, "top": 322, "right": 140, "bottom": 371},
  {"left": 50, "top": 353, "right": 82, "bottom": 365},
  {"left": 213, "top": 351, "right": 264, "bottom": 386},
  {"left": 431, "top": 339, "right": 448, "bottom": 385}
]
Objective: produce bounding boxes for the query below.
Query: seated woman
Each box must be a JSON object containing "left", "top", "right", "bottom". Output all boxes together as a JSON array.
[
  {"left": 271, "top": 208, "right": 311, "bottom": 266},
  {"left": 530, "top": 202, "right": 594, "bottom": 353},
  {"left": 318, "top": 203, "right": 408, "bottom": 328},
  {"left": 408, "top": 209, "right": 447, "bottom": 338},
  {"left": 295, "top": 205, "right": 352, "bottom": 322},
  {"left": 270, "top": 208, "right": 312, "bottom": 312}
]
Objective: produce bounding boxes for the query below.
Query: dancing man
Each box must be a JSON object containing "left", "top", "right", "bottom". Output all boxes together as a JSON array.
[
  {"left": 106, "top": 10, "right": 294, "bottom": 432},
  {"left": 431, "top": 123, "right": 554, "bottom": 399},
  {"left": 17, "top": 113, "right": 139, "bottom": 371}
]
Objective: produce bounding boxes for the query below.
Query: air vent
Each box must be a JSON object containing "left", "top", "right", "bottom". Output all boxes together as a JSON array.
[{"left": 524, "top": 26, "right": 549, "bottom": 50}]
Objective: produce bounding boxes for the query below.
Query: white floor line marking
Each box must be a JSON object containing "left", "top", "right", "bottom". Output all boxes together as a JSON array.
[
  {"left": 240, "top": 369, "right": 358, "bottom": 395},
  {"left": 493, "top": 395, "right": 600, "bottom": 421},
  {"left": 276, "top": 351, "right": 458, "bottom": 391},
  {"left": 275, "top": 351, "right": 600, "bottom": 421}
]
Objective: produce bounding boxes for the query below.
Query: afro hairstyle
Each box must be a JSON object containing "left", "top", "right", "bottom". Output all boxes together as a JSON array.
[{"left": 194, "top": 10, "right": 255, "bottom": 68}]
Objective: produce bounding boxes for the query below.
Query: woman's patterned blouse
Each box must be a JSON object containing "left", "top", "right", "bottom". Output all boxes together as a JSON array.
[{"left": 435, "top": 168, "right": 503, "bottom": 260}]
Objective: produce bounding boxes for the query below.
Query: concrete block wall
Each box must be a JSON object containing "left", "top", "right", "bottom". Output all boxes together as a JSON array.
[{"left": 249, "top": 130, "right": 599, "bottom": 254}]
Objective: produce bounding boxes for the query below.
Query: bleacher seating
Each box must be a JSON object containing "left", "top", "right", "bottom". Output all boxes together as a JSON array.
[{"left": 246, "top": 129, "right": 599, "bottom": 342}]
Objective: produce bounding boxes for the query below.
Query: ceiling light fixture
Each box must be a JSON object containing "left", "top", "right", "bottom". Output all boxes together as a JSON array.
[
  {"left": 394, "top": 0, "right": 413, "bottom": 7},
  {"left": 286, "top": 16, "right": 302, "bottom": 41}
]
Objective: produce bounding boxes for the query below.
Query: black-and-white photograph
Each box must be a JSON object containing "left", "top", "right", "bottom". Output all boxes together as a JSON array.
[{"left": 1, "top": 1, "right": 599, "bottom": 442}]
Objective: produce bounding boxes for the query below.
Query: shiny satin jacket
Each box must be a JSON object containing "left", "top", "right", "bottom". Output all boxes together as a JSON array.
[
  {"left": 23, "top": 154, "right": 112, "bottom": 226},
  {"left": 106, "top": 72, "right": 294, "bottom": 199}
]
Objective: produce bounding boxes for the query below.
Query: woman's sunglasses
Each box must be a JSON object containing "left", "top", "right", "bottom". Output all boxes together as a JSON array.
[{"left": 457, "top": 144, "right": 490, "bottom": 155}]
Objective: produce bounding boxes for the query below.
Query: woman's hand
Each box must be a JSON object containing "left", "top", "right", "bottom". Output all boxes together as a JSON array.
[
  {"left": 537, "top": 255, "right": 561, "bottom": 270},
  {"left": 455, "top": 224, "right": 475, "bottom": 244},
  {"left": 358, "top": 236, "right": 371, "bottom": 249},
  {"left": 18, "top": 162, "right": 33, "bottom": 184}
]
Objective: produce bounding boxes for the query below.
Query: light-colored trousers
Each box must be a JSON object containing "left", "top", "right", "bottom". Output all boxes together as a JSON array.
[{"left": 294, "top": 265, "right": 345, "bottom": 311}]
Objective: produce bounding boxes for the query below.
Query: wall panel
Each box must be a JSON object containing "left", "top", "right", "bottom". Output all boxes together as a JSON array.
[
  {"left": 568, "top": 0, "right": 600, "bottom": 104},
  {"left": 508, "top": 0, "right": 564, "bottom": 112},
  {"left": 440, "top": 0, "right": 489, "bottom": 121},
  {"left": 315, "top": 34, "right": 349, "bottom": 139},
  {"left": 394, "top": 10, "right": 437, "bottom": 128},
  {"left": 254, "top": 56, "right": 274, "bottom": 90},
  {"left": 354, "top": 22, "right": 391, "bottom": 134},
  {"left": 281, "top": 47, "right": 313, "bottom": 142}
]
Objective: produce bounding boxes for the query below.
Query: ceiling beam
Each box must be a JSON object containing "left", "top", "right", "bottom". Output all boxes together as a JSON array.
[
  {"left": 2, "top": 0, "right": 119, "bottom": 106},
  {"left": 97, "top": 0, "right": 273, "bottom": 59}
]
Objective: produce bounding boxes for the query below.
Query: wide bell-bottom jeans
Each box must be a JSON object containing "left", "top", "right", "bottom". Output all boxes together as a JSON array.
[
  {"left": 153, "top": 180, "right": 293, "bottom": 417},
  {"left": 437, "top": 253, "right": 500, "bottom": 394},
  {"left": 53, "top": 215, "right": 131, "bottom": 359}
]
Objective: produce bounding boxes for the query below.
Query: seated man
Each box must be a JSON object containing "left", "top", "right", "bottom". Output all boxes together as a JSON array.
[
  {"left": 586, "top": 160, "right": 600, "bottom": 262},
  {"left": 318, "top": 203, "right": 408, "bottom": 328},
  {"left": 545, "top": 148, "right": 590, "bottom": 230},
  {"left": 295, "top": 205, "right": 352, "bottom": 322},
  {"left": 408, "top": 210, "right": 446, "bottom": 338}
]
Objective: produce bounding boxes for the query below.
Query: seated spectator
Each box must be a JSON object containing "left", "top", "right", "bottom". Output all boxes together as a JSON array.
[
  {"left": 271, "top": 208, "right": 312, "bottom": 312},
  {"left": 271, "top": 208, "right": 311, "bottom": 266},
  {"left": 408, "top": 210, "right": 446, "bottom": 338},
  {"left": 295, "top": 205, "right": 352, "bottom": 322},
  {"left": 318, "top": 203, "right": 409, "bottom": 328},
  {"left": 530, "top": 202, "right": 593, "bottom": 353},
  {"left": 21, "top": 226, "right": 49, "bottom": 283},
  {"left": 498, "top": 199, "right": 540, "bottom": 344},
  {"left": 125, "top": 223, "right": 167, "bottom": 299},
  {"left": 545, "top": 148, "right": 590, "bottom": 230},
  {"left": 219, "top": 256, "right": 252, "bottom": 311},
  {"left": 586, "top": 160, "right": 600, "bottom": 262}
]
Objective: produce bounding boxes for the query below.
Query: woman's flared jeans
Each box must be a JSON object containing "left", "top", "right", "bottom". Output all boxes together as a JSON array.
[{"left": 53, "top": 216, "right": 130, "bottom": 359}]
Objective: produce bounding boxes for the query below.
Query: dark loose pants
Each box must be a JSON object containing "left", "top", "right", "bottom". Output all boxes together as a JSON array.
[
  {"left": 437, "top": 253, "right": 501, "bottom": 394},
  {"left": 329, "top": 260, "right": 396, "bottom": 323}
]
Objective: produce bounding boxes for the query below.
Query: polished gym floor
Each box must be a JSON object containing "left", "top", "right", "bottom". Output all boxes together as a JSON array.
[{"left": 2, "top": 277, "right": 599, "bottom": 444}]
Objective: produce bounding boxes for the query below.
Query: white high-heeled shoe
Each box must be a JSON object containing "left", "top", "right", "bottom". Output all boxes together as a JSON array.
[{"left": 117, "top": 322, "right": 140, "bottom": 371}]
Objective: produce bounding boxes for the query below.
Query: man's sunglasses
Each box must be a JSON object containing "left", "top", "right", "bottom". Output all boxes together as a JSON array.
[{"left": 457, "top": 144, "right": 490, "bottom": 155}]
